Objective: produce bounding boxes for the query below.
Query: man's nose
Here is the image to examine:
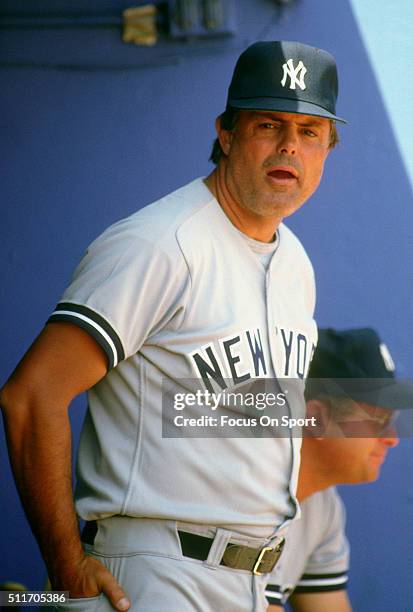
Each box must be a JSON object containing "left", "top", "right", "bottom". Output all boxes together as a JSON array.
[
  {"left": 380, "top": 425, "right": 399, "bottom": 447},
  {"left": 276, "top": 126, "right": 298, "bottom": 156}
]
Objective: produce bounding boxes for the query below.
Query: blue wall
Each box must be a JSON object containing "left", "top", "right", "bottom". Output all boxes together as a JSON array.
[{"left": 1, "top": 0, "right": 412, "bottom": 608}]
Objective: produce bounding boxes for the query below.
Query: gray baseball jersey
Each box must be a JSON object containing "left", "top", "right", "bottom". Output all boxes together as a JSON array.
[
  {"left": 264, "top": 488, "right": 350, "bottom": 606},
  {"left": 48, "top": 178, "right": 317, "bottom": 537}
]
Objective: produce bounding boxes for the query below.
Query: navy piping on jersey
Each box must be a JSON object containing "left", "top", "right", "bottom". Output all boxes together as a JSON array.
[
  {"left": 294, "top": 570, "right": 348, "bottom": 593},
  {"left": 47, "top": 302, "right": 125, "bottom": 369},
  {"left": 264, "top": 584, "right": 283, "bottom": 606}
]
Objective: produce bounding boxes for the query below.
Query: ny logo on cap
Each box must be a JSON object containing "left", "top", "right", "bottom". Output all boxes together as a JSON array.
[
  {"left": 281, "top": 59, "right": 307, "bottom": 91},
  {"left": 379, "top": 343, "right": 396, "bottom": 372}
]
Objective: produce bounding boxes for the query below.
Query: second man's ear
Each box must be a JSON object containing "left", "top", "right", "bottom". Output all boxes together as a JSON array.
[
  {"left": 215, "top": 116, "right": 233, "bottom": 156},
  {"left": 304, "top": 399, "right": 331, "bottom": 438}
]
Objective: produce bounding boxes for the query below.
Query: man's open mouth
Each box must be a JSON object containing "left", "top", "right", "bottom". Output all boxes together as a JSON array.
[{"left": 268, "top": 170, "right": 297, "bottom": 180}]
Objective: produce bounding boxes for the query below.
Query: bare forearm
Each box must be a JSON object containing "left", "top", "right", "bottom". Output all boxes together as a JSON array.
[
  {"left": 1, "top": 324, "right": 130, "bottom": 609},
  {"left": 1, "top": 388, "right": 83, "bottom": 587}
]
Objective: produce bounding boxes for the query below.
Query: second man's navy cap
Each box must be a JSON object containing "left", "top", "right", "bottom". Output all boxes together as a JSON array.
[
  {"left": 305, "top": 328, "right": 413, "bottom": 411},
  {"left": 226, "top": 40, "right": 346, "bottom": 123}
]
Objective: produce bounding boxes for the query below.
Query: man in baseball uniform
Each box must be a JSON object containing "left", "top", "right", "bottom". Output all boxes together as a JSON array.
[
  {"left": 1, "top": 42, "right": 345, "bottom": 611},
  {"left": 266, "top": 327, "right": 409, "bottom": 611}
]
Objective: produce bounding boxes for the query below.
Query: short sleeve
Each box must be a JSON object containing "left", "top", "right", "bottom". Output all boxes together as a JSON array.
[
  {"left": 295, "top": 490, "right": 350, "bottom": 594},
  {"left": 47, "top": 222, "right": 190, "bottom": 369}
]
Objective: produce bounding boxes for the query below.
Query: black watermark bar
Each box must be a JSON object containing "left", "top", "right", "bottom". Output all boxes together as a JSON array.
[
  {"left": 0, "top": 591, "right": 68, "bottom": 606},
  {"left": 161, "top": 377, "right": 413, "bottom": 438}
]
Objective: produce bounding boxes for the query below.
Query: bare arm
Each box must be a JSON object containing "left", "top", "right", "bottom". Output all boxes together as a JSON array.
[
  {"left": 0, "top": 322, "right": 130, "bottom": 610},
  {"left": 289, "top": 590, "right": 352, "bottom": 612}
]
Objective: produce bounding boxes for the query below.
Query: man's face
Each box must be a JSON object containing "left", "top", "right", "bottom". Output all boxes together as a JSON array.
[
  {"left": 217, "top": 110, "right": 331, "bottom": 220},
  {"left": 320, "top": 402, "right": 399, "bottom": 484}
]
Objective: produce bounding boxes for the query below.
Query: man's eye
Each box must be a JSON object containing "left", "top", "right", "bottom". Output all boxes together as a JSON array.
[
  {"left": 259, "top": 123, "right": 277, "bottom": 129},
  {"left": 304, "top": 129, "right": 317, "bottom": 137}
]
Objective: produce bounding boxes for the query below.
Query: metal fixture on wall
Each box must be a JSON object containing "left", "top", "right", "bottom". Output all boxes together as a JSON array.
[
  {"left": 0, "top": 2, "right": 236, "bottom": 45},
  {"left": 167, "top": 0, "right": 236, "bottom": 39},
  {"left": 123, "top": 5, "right": 158, "bottom": 45}
]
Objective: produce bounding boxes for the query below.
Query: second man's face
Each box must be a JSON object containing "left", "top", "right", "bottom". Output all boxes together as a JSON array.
[
  {"left": 321, "top": 403, "right": 399, "bottom": 484},
  {"left": 218, "top": 110, "right": 331, "bottom": 221}
]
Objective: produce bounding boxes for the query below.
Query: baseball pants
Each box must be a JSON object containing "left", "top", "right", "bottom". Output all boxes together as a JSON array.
[{"left": 55, "top": 516, "right": 274, "bottom": 611}]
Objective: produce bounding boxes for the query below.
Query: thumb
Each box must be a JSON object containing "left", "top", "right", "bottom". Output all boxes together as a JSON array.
[{"left": 99, "top": 573, "right": 130, "bottom": 611}]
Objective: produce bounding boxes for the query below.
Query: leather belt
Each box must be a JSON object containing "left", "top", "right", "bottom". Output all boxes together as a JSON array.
[
  {"left": 81, "top": 521, "right": 285, "bottom": 575},
  {"left": 178, "top": 531, "right": 285, "bottom": 575}
]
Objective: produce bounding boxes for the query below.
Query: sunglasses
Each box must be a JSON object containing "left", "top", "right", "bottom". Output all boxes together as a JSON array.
[{"left": 335, "top": 408, "right": 399, "bottom": 438}]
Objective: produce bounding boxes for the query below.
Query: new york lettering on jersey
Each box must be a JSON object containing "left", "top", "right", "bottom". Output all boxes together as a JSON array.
[{"left": 190, "top": 327, "right": 315, "bottom": 392}]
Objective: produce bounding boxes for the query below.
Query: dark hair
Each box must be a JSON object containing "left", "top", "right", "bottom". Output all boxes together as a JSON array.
[
  {"left": 209, "top": 108, "right": 240, "bottom": 165},
  {"left": 329, "top": 122, "right": 339, "bottom": 148},
  {"left": 209, "top": 109, "right": 339, "bottom": 165}
]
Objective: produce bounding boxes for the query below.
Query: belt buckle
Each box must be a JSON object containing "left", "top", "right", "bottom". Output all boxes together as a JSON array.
[{"left": 253, "top": 537, "right": 285, "bottom": 576}]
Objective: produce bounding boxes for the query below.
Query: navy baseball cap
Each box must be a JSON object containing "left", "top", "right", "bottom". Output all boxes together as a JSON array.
[
  {"left": 305, "top": 328, "right": 413, "bottom": 410},
  {"left": 226, "top": 41, "right": 346, "bottom": 123}
]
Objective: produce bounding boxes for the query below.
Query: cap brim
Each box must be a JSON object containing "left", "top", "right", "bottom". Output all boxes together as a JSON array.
[
  {"left": 306, "top": 378, "right": 413, "bottom": 411},
  {"left": 350, "top": 380, "right": 413, "bottom": 411},
  {"left": 228, "top": 97, "right": 347, "bottom": 124}
]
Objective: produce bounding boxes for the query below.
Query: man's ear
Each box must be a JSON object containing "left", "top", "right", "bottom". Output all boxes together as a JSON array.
[
  {"left": 304, "top": 399, "right": 331, "bottom": 438},
  {"left": 215, "top": 116, "right": 233, "bottom": 156}
]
